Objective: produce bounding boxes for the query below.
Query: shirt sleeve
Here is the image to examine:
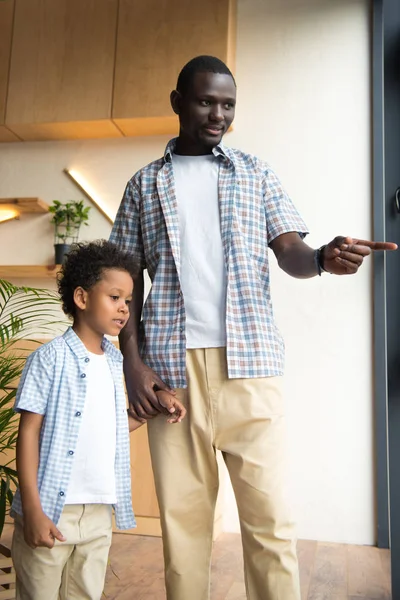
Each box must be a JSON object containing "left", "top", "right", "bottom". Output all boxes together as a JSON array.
[
  {"left": 14, "top": 345, "right": 55, "bottom": 415},
  {"left": 110, "top": 179, "right": 146, "bottom": 271},
  {"left": 263, "top": 166, "right": 309, "bottom": 245}
]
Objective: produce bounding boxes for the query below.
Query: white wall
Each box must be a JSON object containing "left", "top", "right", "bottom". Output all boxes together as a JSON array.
[{"left": 0, "top": 0, "right": 373, "bottom": 544}]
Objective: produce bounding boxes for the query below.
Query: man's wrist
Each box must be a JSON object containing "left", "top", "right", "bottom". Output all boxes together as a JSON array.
[{"left": 314, "top": 245, "right": 327, "bottom": 276}]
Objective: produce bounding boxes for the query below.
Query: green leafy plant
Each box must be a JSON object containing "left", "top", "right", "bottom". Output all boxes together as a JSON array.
[
  {"left": 49, "top": 200, "right": 91, "bottom": 245},
  {"left": 0, "top": 279, "right": 64, "bottom": 537}
]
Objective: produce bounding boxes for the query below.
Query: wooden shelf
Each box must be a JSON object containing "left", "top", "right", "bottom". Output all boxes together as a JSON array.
[
  {"left": 0, "top": 265, "right": 61, "bottom": 279},
  {"left": 0, "top": 197, "right": 49, "bottom": 213}
]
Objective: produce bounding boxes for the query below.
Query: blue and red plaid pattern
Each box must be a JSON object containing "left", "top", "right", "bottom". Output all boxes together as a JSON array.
[{"left": 111, "top": 139, "right": 308, "bottom": 387}]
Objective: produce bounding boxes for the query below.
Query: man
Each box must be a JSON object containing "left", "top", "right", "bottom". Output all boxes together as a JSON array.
[{"left": 110, "top": 55, "right": 396, "bottom": 600}]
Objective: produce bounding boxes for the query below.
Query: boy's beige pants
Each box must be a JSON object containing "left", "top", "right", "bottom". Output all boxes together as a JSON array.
[
  {"left": 147, "top": 347, "right": 301, "bottom": 600},
  {"left": 12, "top": 503, "right": 112, "bottom": 600}
]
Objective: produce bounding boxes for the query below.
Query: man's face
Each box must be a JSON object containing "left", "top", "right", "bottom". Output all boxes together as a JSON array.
[{"left": 172, "top": 72, "right": 236, "bottom": 152}]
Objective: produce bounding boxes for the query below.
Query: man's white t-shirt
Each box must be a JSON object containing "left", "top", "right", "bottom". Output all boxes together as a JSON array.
[
  {"left": 172, "top": 153, "right": 227, "bottom": 349},
  {"left": 65, "top": 352, "right": 117, "bottom": 504}
]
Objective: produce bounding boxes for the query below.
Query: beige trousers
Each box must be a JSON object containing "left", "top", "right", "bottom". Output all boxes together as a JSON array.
[
  {"left": 147, "top": 348, "right": 300, "bottom": 600},
  {"left": 11, "top": 504, "right": 112, "bottom": 600}
]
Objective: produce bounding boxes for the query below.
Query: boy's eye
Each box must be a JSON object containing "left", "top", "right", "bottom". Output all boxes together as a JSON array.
[
  {"left": 125, "top": 299, "right": 131, "bottom": 306},
  {"left": 111, "top": 295, "right": 119, "bottom": 301},
  {"left": 200, "top": 100, "right": 211, "bottom": 107},
  {"left": 225, "top": 103, "right": 234, "bottom": 110}
]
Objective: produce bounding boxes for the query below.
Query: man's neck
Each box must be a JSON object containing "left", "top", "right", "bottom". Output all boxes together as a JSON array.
[{"left": 174, "top": 136, "right": 214, "bottom": 157}]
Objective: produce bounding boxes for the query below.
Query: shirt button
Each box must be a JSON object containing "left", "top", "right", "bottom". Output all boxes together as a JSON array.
[
  {"left": 80, "top": 373, "right": 86, "bottom": 378},
  {"left": 75, "top": 411, "right": 81, "bottom": 417},
  {"left": 84, "top": 357, "right": 90, "bottom": 363},
  {"left": 59, "top": 491, "right": 65, "bottom": 497},
  {"left": 68, "top": 450, "right": 74, "bottom": 455}
]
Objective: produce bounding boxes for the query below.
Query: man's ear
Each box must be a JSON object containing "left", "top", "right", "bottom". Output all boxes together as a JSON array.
[
  {"left": 170, "top": 90, "right": 182, "bottom": 115},
  {"left": 73, "top": 287, "right": 88, "bottom": 311}
]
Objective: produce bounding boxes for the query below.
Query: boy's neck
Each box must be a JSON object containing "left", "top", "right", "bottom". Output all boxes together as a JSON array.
[{"left": 72, "top": 321, "right": 104, "bottom": 355}]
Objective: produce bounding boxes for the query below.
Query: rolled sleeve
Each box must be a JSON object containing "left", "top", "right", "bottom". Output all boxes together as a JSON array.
[
  {"left": 14, "top": 345, "right": 55, "bottom": 415},
  {"left": 263, "top": 167, "right": 309, "bottom": 245},
  {"left": 110, "top": 180, "right": 146, "bottom": 271}
]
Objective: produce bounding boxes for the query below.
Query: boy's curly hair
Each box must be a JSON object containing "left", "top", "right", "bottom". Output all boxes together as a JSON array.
[{"left": 57, "top": 240, "right": 138, "bottom": 318}]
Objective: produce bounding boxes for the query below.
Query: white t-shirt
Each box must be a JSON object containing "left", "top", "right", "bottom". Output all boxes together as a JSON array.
[
  {"left": 65, "top": 352, "right": 117, "bottom": 504},
  {"left": 172, "top": 153, "right": 227, "bottom": 349}
]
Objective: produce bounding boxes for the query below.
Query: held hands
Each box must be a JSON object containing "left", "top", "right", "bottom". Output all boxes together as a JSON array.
[
  {"left": 128, "top": 389, "right": 186, "bottom": 431},
  {"left": 321, "top": 236, "right": 398, "bottom": 275},
  {"left": 23, "top": 509, "right": 66, "bottom": 549},
  {"left": 125, "top": 360, "right": 176, "bottom": 422}
]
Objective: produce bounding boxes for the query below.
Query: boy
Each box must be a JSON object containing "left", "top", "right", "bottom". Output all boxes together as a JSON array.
[{"left": 11, "top": 240, "right": 186, "bottom": 600}]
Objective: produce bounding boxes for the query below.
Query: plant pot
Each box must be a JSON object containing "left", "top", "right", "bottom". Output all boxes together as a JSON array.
[
  {"left": 54, "top": 244, "right": 70, "bottom": 265},
  {"left": 0, "top": 543, "right": 16, "bottom": 599}
]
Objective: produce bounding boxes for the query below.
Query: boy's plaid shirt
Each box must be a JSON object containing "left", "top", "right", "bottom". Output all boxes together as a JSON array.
[
  {"left": 11, "top": 328, "right": 136, "bottom": 530},
  {"left": 111, "top": 139, "right": 308, "bottom": 388}
]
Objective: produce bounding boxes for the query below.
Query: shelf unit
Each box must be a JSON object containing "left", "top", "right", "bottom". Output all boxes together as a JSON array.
[
  {"left": 0, "top": 265, "right": 60, "bottom": 279},
  {"left": 0, "top": 197, "right": 49, "bottom": 213}
]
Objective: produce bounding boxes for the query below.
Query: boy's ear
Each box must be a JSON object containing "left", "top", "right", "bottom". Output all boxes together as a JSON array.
[{"left": 73, "top": 287, "right": 88, "bottom": 311}]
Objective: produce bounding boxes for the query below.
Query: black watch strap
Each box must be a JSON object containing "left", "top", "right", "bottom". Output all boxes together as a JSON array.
[{"left": 314, "top": 245, "right": 327, "bottom": 276}]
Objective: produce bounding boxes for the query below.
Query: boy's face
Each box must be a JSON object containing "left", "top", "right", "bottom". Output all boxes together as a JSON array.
[{"left": 76, "top": 269, "right": 133, "bottom": 337}]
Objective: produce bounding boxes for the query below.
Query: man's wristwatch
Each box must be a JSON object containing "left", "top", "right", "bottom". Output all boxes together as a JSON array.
[{"left": 314, "top": 245, "right": 327, "bottom": 276}]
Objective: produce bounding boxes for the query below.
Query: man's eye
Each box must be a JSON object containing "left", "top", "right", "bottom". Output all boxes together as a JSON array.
[
  {"left": 225, "top": 103, "right": 234, "bottom": 110},
  {"left": 200, "top": 100, "right": 211, "bottom": 106}
]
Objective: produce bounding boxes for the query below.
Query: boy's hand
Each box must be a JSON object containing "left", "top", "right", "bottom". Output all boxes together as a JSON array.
[
  {"left": 23, "top": 510, "right": 66, "bottom": 549},
  {"left": 156, "top": 390, "right": 187, "bottom": 424}
]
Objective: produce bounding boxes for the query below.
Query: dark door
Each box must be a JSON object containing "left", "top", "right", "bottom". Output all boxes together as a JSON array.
[{"left": 374, "top": 0, "right": 400, "bottom": 595}]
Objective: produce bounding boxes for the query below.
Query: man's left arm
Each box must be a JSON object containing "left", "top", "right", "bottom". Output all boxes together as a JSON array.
[{"left": 270, "top": 233, "right": 397, "bottom": 278}]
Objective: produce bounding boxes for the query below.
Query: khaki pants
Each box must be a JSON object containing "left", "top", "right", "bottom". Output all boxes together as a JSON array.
[
  {"left": 12, "top": 504, "right": 112, "bottom": 600},
  {"left": 147, "top": 348, "right": 300, "bottom": 600}
]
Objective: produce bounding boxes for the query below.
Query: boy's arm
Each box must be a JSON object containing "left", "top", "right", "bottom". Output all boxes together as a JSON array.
[{"left": 17, "top": 411, "right": 65, "bottom": 548}]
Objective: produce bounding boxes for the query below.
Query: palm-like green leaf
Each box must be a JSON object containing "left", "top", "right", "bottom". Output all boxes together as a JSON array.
[{"left": 0, "top": 279, "right": 66, "bottom": 537}]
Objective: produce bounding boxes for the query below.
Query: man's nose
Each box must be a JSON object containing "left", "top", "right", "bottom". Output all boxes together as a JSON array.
[{"left": 209, "top": 106, "right": 224, "bottom": 121}]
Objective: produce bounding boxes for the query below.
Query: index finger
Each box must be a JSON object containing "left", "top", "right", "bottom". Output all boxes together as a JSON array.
[{"left": 353, "top": 239, "right": 398, "bottom": 251}]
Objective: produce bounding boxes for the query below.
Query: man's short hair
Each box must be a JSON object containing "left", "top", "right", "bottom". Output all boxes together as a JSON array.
[
  {"left": 176, "top": 55, "right": 236, "bottom": 96},
  {"left": 57, "top": 240, "right": 137, "bottom": 319}
]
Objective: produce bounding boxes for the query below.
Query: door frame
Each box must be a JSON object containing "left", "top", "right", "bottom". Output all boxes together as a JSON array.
[
  {"left": 372, "top": 0, "right": 390, "bottom": 551},
  {"left": 373, "top": 7, "right": 400, "bottom": 596}
]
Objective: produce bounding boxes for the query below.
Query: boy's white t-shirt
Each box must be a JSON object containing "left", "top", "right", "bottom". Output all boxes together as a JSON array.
[
  {"left": 65, "top": 352, "right": 117, "bottom": 504},
  {"left": 172, "top": 152, "right": 227, "bottom": 349}
]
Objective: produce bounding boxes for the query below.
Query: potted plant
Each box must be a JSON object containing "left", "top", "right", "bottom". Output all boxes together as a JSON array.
[
  {"left": 49, "top": 200, "right": 91, "bottom": 264},
  {"left": 0, "top": 279, "right": 63, "bottom": 596}
]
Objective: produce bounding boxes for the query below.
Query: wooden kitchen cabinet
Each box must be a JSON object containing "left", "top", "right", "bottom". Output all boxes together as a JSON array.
[
  {"left": 5, "top": 0, "right": 122, "bottom": 141},
  {"left": 0, "top": 0, "right": 19, "bottom": 142},
  {"left": 112, "top": 0, "right": 236, "bottom": 137},
  {"left": 3, "top": 0, "right": 236, "bottom": 142}
]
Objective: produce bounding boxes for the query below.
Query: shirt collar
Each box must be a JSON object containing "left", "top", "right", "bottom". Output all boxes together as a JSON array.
[
  {"left": 163, "top": 137, "right": 230, "bottom": 163},
  {"left": 62, "top": 327, "right": 123, "bottom": 363}
]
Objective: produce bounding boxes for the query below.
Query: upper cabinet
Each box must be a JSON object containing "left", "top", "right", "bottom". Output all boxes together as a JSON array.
[
  {"left": 112, "top": 0, "right": 237, "bottom": 137},
  {"left": 0, "top": 1, "right": 19, "bottom": 142},
  {"left": 5, "top": 0, "right": 121, "bottom": 141},
  {"left": 2, "top": 0, "right": 236, "bottom": 142}
]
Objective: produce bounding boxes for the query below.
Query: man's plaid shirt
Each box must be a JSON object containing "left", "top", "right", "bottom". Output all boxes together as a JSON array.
[{"left": 111, "top": 138, "right": 308, "bottom": 388}]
